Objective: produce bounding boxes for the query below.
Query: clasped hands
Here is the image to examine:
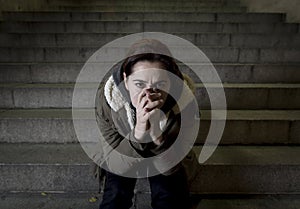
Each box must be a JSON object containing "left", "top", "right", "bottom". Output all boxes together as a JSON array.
[{"left": 134, "top": 88, "right": 165, "bottom": 145}]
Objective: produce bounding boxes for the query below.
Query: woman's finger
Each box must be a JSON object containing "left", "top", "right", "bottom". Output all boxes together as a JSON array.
[
  {"left": 136, "top": 99, "right": 150, "bottom": 121},
  {"left": 146, "top": 109, "right": 161, "bottom": 127},
  {"left": 137, "top": 89, "right": 147, "bottom": 104},
  {"left": 144, "top": 99, "right": 163, "bottom": 111},
  {"left": 147, "top": 92, "right": 162, "bottom": 102},
  {"left": 137, "top": 95, "right": 148, "bottom": 111}
]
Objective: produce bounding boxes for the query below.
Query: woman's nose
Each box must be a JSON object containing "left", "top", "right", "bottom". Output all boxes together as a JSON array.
[{"left": 145, "top": 86, "right": 159, "bottom": 93}]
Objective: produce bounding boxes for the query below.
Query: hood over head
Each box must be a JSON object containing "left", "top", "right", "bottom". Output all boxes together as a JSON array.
[{"left": 104, "top": 39, "right": 196, "bottom": 128}]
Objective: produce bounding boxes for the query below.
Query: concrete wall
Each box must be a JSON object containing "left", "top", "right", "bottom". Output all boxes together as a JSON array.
[
  {"left": 0, "top": 0, "right": 48, "bottom": 19},
  {"left": 0, "top": 0, "right": 300, "bottom": 22},
  {"left": 0, "top": 0, "right": 48, "bottom": 11},
  {"left": 240, "top": 0, "right": 300, "bottom": 22}
]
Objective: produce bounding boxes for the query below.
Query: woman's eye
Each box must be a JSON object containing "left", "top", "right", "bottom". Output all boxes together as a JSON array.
[
  {"left": 135, "top": 83, "right": 145, "bottom": 88},
  {"left": 155, "top": 82, "right": 166, "bottom": 89}
]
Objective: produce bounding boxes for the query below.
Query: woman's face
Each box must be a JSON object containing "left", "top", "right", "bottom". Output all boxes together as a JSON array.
[{"left": 124, "top": 61, "right": 171, "bottom": 108}]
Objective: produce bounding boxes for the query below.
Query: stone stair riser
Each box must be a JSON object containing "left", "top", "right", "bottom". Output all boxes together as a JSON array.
[
  {"left": 1, "top": 47, "right": 300, "bottom": 63},
  {"left": 0, "top": 86, "right": 299, "bottom": 109},
  {"left": 1, "top": 33, "right": 299, "bottom": 48},
  {"left": 0, "top": 116, "right": 298, "bottom": 144},
  {"left": 2, "top": 12, "right": 285, "bottom": 23},
  {"left": 1, "top": 64, "right": 299, "bottom": 84},
  {"left": 0, "top": 22, "right": 298, "bottom": 34}
]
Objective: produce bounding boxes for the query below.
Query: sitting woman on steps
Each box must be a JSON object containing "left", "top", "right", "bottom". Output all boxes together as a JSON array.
[{"left": 94, "top": 39, "right": 200, "bottom": 209}]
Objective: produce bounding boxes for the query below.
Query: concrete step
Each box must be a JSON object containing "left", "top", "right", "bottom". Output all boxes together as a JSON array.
[
  {"left": 1, "top": 33, "right": 299, "bottom": 48},
  {"left": 48, "top": 1, "right": 230, "bottom": 8},
  {"left": 195, "top": 83, "right": 300, "bottom": 110},
  {"left": 48, "top": 0, "right": 230, "bottom": 2},
  {"left": 0, "top": 83, "right": 299, "bottom": 109},
  {"left": 1, "top": 193, "right": 299, "bottom": 209},
  {"left": 48, "top": 0, "right": 240, "bottom": 4},
  {"left": 48, "top": 5, "right": 247, "bottom": 13},
  {"left": 0, "top": 109, "right": 299, "bottom": 144},
  {"left": 0, "top": 192, "right": 104, "bottom": 209},
  {"left": 2, "top": 11, "right": 286, "bottom": 23},
  {"left": 141, "top": 194, "right": 300, "bottom": 209},
  {"left": 48, "top": 0, "right": 233, "bottom": 6},
  {"left": 0, "top": 143, "right": 299, "bottom": 194},
  {"left": 1, "top": 63, "right": 299, "bottom": 84},
  {"left": 1, "top": 46, "right": 300, "bottom": 63},
  {"left": 159, "top": 195, "right": 300, "bottom": 209},
  {"left": 0, "top": 21, "right": 298, "bottom": 34},
  {"left": 150, "top": 145, "right": 300, "bottom": 194}
]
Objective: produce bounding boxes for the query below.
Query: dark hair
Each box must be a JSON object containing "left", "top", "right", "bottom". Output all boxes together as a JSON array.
[{"left": 121, "top": 53, "right": 183, "bottom": 81}]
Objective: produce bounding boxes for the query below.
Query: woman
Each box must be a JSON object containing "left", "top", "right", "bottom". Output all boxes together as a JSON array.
[{"left": 95, "top": 39, "right": 199, "bottom": 209}]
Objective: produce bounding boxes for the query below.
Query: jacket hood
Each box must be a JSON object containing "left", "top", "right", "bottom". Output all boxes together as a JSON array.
[
  {"left": 111, "top": 38, "right": 176, "bottom": 103},
  {"left": 104, "top": 38, "right": 196, "bottom": 129},
  {"left": 104, "top": 74, "right": 196, "bottom": 129}
]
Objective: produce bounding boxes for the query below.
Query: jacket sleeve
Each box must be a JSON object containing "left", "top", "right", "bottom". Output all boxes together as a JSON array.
[
  {"left": 95, "top": 86, "right": 155, "bottom": 174},
  {"left": 149, "top": 98, "right": 200, "bottom": 175}
]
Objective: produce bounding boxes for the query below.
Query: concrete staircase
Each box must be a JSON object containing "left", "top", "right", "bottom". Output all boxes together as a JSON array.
[{"left": 0, "top": 0, "right": 300, "bottom": 208}]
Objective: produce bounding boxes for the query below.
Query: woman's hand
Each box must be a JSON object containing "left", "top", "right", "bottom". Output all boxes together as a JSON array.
[
  {"left": 134, "top": 88, "right": 164, "bottom": 144},
  {"left": 148, "top": 108, "right": 164, "bottom": 145}
]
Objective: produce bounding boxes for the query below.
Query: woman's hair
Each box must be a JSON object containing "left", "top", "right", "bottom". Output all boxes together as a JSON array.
[
  {"left": 111, "top": 39, "right": 185, "bottom": 112},
  {"left": 119, "top": 53, "right": 184, "bottom": 112},
  {"left": 121, "top": 53, "right": 183, "bottom": 81}
]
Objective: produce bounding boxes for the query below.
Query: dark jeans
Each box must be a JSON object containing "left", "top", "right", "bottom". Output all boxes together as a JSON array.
[{"left": 99, "top": 167, "right": 190, "bottom": 209}]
